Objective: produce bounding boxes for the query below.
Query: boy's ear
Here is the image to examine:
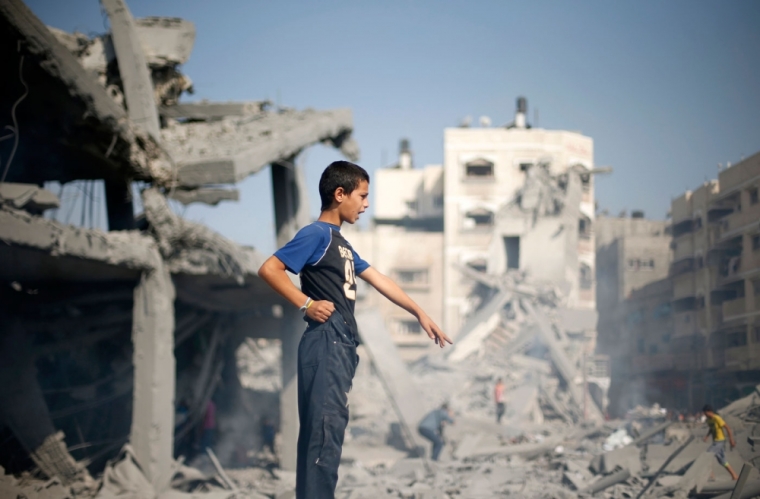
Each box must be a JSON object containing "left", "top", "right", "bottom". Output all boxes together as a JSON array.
[{"left": 333, "top": 186, "right": 346, "bottom": 204}]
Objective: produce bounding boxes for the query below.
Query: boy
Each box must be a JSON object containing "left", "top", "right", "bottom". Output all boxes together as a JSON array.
[
  {"left": 258, "top": 161, "right": 452, "bottom": 498},
  {"left": 702, "top": 404, "right": 739, "bottom": 480}
]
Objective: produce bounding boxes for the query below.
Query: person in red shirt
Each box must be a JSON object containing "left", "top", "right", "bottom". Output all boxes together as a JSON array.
[{"left": 494, "top": 378, "right": 506, "bottom": 423}]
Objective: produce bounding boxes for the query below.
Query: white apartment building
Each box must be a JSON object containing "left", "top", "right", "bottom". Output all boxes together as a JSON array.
[
  {"left": 443, "top": 98, "right": 596, "bottom": 335},
  {"left": 352, "top": 98, "right": 598, "bottom": 356}
]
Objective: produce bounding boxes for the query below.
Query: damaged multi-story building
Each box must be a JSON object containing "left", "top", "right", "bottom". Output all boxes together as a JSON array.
[
  {"left": 0, "top": 0, "right": 359, "bottom": 489},
  {"left": 351, "top": 98, "right": 610, "bottom": 418},
  {"left": 602, "top": 150, "right": 760, "bottom": 415}
]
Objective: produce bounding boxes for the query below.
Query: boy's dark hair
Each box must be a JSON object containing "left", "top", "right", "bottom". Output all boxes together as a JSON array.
[
  {"left": 703, "top": 404, "right": 714, "bottom": 413},
  {"left": 319, "top": 161, "right": 370, "bottom": 211}
]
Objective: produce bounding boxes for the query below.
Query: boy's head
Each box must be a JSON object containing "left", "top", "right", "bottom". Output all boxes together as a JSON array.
[
  {"left": 319, "top": 161, "right": 370, "bottom": 223},
  {"left": 703, "top": 404, "right": 715, "bottom": 417}
]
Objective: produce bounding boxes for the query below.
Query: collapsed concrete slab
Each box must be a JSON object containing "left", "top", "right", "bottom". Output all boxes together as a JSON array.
[
  {"left": 162, "top": 109, "right": 359, "bottom": 187},
  {"left": 355, "top": 309, "right": 427, "bottom": 457}
]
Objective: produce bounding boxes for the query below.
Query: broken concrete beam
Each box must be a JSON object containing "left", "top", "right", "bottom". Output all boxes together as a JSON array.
[
  {"left": 159, "top": 101, "right": 269, "bottom": 119},
  {"left": 102, "top": 0, "right": 161, "bottom": 140},
  {"left": 355, "top": 308, "right": 428, "bottom": 457},
  {"left": 130, "top": 258, "right": 176, "bottom": 487},
  {"left": 713, "top": 482, "right": 760, "bottom": 499},
  {"left": 141, "top": 188, "right": 253, "bottom": 281},
  {"left": 134, "top": 17, "right": 196, "bottom": 67},
  {"left": 161, "top": 108, "right": 358, "bottom": 187},
  {"left": 636, "top": 435, "right": 695, "bottom": 499},
  {"left": 730, "top": 464, "right": 755, "bottom": 499},
  {"left": 0, "top": 0, "right": 172, "bottom": 184},
  {"left": 671, "top": 452, "right": 712, "bottom": 495},
  {"left": 702, "top": 481, "right": 745, "bottom": 494},
  {"left": 602, "top": 445, "right": 641, "bottom": 475},
  {"left": 168, "top": 187, "right": 239, "bottom": 206},
  {"left": 458, "top": 439, "right": 560, "bottom": 460},
  {"left": 521, "top": 299, "right": 604, "bottom": 422},
  {"left": 582, "top": 467, "right": 631, "bottom": 495},
  {"left": 0, "top": 206, "right": 157, "bottom": 280},
  {"left": 447, "top": 290, "right": 510, "bottom": 361},
  {"left": 0, "top": 183, "right": 59, "bottom": 212},
  {"left": 633, "top": 421, "right": 672, "bottom": 446},
  {"left": 0, "top": 0, "right": 124, "bottom": 129},
  {"left": 564, "top": 460, "right": 594, "bottom": 491}
]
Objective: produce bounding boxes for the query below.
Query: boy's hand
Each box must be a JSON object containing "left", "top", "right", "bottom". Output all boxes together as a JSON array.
[
  {"left": 305, "top": 300, "right": 334, "bottom": 323},
  {"left": 419, "top": 315, "right": 453, "bottom": 349},
  {"left": 703, "top": 435, "right": 709, "bottom": 442},
  {"left": 730, "top": 439, "right": 736, "bottom": 449}
]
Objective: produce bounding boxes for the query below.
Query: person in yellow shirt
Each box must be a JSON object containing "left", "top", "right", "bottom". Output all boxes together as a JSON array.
[{"left": 702, "top": 404, "right": 739, "bottom": 480}]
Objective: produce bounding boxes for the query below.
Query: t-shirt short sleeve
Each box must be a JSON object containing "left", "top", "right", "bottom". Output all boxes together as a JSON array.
[
  {"left": 352, "top": 247, "right": 370, "bottom": 274},
  {"left": 714, "top": 415, "right": 725, "bottom": 427},
  {"left": 274, "top": 223, "right": 331, "bottom": 274}
]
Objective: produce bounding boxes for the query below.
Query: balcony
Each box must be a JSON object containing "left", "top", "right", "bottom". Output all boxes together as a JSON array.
[
  {"left": 718, "top": 203, "right": 760, "bottom": 240},
  {"left": 673, "top": 237, "right": 695, "bottom": 261},
  {"left": 670, "top": 257, "right": 695, "bottom": 277},
  {"left": 722, "top": 297, "right": 746, "bottom": 321},
  {"left": 673, "top": 274, "right": 695, "bottom": 301}
]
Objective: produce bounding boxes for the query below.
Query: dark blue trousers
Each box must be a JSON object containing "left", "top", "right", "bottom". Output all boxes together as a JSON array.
[
  {"left": 296, "top": 312, "right": 358, "bottom": 499},
  {"left": 418, "top": 426, "right": 444, "bottom": 461}
]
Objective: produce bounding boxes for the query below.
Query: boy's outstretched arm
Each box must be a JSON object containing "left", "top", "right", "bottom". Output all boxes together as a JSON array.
[
  {"left": 358, "top": 267, "right": 453, "bottom": 348},
  {"left": 258, "top": 256, "right": 335, "bottom": 323}
]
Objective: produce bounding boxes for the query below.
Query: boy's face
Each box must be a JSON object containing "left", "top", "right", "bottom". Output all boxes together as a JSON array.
[
  {"left": 336, "top": 180, "right": 369, "bottom": 224},
  {"left": 704, "top": 410, "right": 714, "bottom": 418}
]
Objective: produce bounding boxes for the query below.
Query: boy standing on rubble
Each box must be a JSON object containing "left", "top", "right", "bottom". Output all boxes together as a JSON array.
[
  {"left": 702, "top": 404, "right": 739, "bottom": 480},
  {"left": 258, "top": 161, "right": 452, "bottom": 498}
]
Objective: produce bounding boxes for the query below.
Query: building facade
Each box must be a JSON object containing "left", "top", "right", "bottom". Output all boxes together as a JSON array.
[
  {"left": 352, "top": 98, "right": 601, "bottom": 358},
  {"left": 604, "top": 150, "right": 760, "bottom": 415},
  {"left": 442, "top": 101, "right": 596, "bottom": 336}
]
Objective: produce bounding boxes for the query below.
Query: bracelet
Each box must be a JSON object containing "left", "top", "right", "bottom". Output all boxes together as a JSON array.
[{"left": 299, "top": 297, "right": 313, "bottom": 312}]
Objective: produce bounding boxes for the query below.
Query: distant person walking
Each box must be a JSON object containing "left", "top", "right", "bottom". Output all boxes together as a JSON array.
[
  {"left": 702, "top": 404, "right": 739, "bottom": 480},
  {"left": 494, "top": 378, "right": 506, "bottom": 423},
  {"left": 200, "top": 399, "right": 217, "bottom": 451},
  {"left": 418, "top": 403, "right": 454, "bottom": 461}
]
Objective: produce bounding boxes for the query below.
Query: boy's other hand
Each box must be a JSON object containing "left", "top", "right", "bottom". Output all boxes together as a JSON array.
[
  {"left": 305, "top": 300, "right": 335, "bottom": 323},
  {"left": 419, "top": 315, "right": 453, "bottom": 349}
]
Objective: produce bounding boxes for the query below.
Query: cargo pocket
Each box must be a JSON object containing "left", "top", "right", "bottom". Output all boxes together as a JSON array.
[{"left": 315, "top": 409, "right": 348, "bottom": 470}]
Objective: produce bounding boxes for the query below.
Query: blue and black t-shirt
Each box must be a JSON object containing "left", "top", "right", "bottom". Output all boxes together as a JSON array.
[{"left": 274, "top": 221, "right": 369, "bottom": 333}]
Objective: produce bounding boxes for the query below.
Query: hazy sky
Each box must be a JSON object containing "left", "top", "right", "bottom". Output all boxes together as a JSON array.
[{"left": 28, "top": 0, "right": 760, "bottom": 255}]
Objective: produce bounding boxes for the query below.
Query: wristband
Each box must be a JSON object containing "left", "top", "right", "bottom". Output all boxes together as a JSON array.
[{"left": 299, "top": 297, "right": 312, "bottom": 312}]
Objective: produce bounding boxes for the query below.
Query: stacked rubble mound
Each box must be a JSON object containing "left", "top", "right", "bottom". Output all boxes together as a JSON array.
[{"left": 223, "top": 321, "right": 760, "bottom": 498}]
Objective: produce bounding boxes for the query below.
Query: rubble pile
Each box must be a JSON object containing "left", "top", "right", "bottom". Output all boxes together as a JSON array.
[{"left": 220, "top": 299, "right": 760, "bottom": 498}]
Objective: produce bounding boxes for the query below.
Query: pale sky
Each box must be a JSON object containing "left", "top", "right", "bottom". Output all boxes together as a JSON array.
[{"left": 29, "top": 0, "right": 760, "bottom": 255}]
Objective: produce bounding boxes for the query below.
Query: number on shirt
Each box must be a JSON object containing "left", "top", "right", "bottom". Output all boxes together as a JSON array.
[{"left": 343, "top": 260, "right": 356, "bottom": 300}]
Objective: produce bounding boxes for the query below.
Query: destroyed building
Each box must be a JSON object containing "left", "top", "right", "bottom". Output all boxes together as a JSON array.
[{"left": 0, "top": 0, "right": 359, "bottom": 494}]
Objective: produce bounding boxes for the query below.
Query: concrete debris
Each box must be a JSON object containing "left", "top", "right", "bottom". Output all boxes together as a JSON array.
[
  {"left": 160, "top": 108, "right": 358, "bottom": 187},
  {"left": 168, "top": 188, "right": 240, "bottom": 207},
  {"left": 159, "top": 102, "right": 271, "bottom": 120},
  {"left": 0, "top": 183, "right": 60, "bottom": 212}
]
